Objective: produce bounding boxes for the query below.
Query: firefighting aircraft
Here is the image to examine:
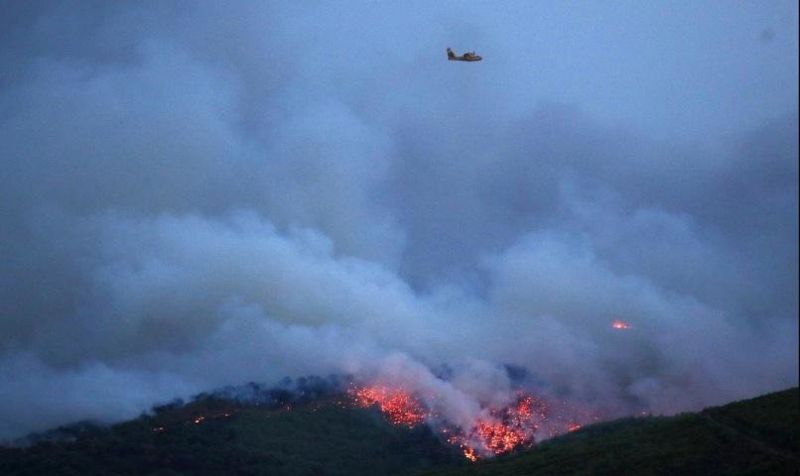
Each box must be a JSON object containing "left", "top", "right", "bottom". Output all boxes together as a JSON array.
[{"left": 447, "top": 47, "right": 482, "bottom": 62}]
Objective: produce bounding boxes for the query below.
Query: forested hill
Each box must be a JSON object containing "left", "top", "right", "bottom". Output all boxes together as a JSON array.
[
  {"left": 423, "top": 387, "right": 799, "bottom": 476},
  {"left": 0, "top": 392, "right": 464, "bottom": 476},
  {"left": 0, "top": 386, "right": 796, "bottom": 476}
]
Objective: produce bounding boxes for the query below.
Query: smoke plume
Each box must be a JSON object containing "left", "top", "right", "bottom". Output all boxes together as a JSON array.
[{"left": 0, "top": 1, "right": 797, "bottom": 440}]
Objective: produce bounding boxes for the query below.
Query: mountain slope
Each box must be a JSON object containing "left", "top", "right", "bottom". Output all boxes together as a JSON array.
[
  {"left": 422, "top": 387, "right": 798, "bottom": 476},
  {"left": 1, "top": 386, "right": 796, "bottom": 476},
  {"left": 0, "top": 394, "right": 464, "bottom": 476}
]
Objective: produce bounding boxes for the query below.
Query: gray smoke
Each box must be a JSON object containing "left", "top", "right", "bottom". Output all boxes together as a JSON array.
[{"left": 0, "top": 1, "right": 797, "bottom": 440}]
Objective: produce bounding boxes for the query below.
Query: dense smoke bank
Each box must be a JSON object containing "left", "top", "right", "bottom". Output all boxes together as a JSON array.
[{"left": 0, "top": 1, "right": 797, "bottom": 440}]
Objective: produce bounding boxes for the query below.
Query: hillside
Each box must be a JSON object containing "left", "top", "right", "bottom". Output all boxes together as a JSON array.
[
  {"left": 423, "top": 387, "right": 799, "bottom": 476},
  {"left": 0, "top": 383, "right": 465, "bottom": 476},
  {"left": 0, "top": 386, "right": 796, "bottom": 476}
]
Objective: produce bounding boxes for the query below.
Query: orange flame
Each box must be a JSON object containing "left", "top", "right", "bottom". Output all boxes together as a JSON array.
[
  {"left": 611, "top": 319, "right": 632, "bottom": 330},
  {"left": 463, "top": 447, "right": 478, "bottom": 462},
  {"left": 457, "top": 393, "right": 543, "bottom": 456},
  {"left": 350, "top": 386, "right": 565, "bottom": 461},
  {"left": 567, "top": 422, "right": 582, "bottom": 432},
  {"left": 351, "top": 385, "right": 426, "bottom": 427}
]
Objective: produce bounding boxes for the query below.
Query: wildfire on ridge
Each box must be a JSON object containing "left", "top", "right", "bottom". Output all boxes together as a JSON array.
[
  {"left": 351, "top": 385, "right": 426, "bottom": 427},
  {"left": 455, "top": 393, "right": 545, "bottom": 457},
  {"left": 147, "top": 383, "right": 593, "bottom": 463},
  {"left": 350, "top": 385, "right": 580, "bottom": 462},
  {"left": 611, "top": 319, "right": 632, "bottom": 330}
]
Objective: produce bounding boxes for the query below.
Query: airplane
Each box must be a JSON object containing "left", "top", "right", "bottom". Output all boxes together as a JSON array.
[{"left": 447, "top": 47, "right": 482, "bottom": 62}]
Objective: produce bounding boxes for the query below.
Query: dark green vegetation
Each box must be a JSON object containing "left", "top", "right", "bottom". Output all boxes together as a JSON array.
[
  {"left": 1, "top": 387, "right": 796, "bottom": 476},
  {"left": 0, "top": 395, "right": 464, "bottom": 476},
  {"left": 424, "top": 387, "right": 799, "bottom": 476}
]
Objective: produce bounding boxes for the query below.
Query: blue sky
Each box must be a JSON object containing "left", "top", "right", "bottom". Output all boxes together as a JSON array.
[{"left": 255, "top": 0, "right": 798, "bottom": 139}]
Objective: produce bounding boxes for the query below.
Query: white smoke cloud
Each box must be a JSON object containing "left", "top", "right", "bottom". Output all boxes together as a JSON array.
[{"left": 0, "top": 1, "right": 797, "bottom": 440}]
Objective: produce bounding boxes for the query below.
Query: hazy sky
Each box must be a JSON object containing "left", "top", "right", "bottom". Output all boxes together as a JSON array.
[{"left": 0, "top": 1, "right": 797, "bottom": 440}]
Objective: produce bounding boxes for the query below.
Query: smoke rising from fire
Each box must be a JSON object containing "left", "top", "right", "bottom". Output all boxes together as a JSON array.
[{"left": 0, "top": 1, "right": 798, "bottom": 440}]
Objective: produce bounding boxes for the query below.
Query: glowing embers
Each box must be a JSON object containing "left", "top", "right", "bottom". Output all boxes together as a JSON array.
[
  {"left": 351, "top": 385, "right": 426, "bottom": 427},
  {"left": 351, "top": 385, "right": 556, "bottom": 461},
  {"left": 454, "top": 393, "right": 545, "bottom": 458},
  {"left": 473, "top": 420, "right": 529, "bottom": 454},
  {"left": 611, "top": 319, "right": 632, "bottom": 330},
  {"left": 463, "top": 447, "right": 478, "bottom": 462}
]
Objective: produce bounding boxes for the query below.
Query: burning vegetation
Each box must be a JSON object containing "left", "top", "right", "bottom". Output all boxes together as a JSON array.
[
  {"left": 140, "top": 375, "right": 594, "bottom": 464},
  {"left": 352, "top": 385, "right": 426, "bottom": 427},
  {"left": 350, "top": 384, "right": 587, "bottom": 461}
]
